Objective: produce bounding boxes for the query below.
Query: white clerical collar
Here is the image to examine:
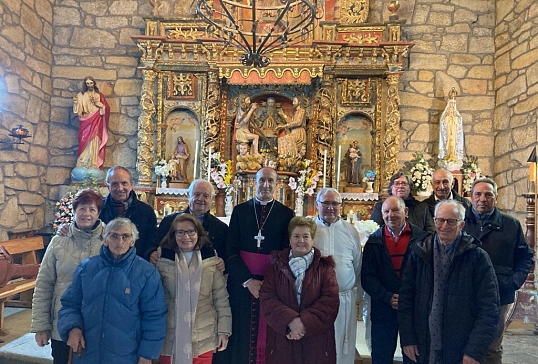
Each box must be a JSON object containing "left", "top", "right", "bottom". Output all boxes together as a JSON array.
[
  {"left": 255, "top": 198, "right": 274, "bottom": 206},
  {"left": 434, "top": 191, "right": 453, "bottom": 202}
]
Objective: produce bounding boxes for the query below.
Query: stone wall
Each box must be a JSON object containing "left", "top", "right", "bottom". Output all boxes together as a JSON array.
[
  {"left": 493, "top": 1, "right": 538, "bottom": 215},
  {"left": 0, "top": 0, "right": 53, "bottom": 240}
]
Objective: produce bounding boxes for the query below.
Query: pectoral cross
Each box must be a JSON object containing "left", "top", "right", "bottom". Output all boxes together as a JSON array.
[{"left": 254, "top": 230, "right": 265, "bottom": 248}]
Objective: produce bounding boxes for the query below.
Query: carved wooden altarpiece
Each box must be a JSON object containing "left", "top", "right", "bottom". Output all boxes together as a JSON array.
[{"left": 132, "top": 1, "right": 413, "bottom": 217}]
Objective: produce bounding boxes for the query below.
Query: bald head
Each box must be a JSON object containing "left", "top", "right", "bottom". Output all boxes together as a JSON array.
[
  {"left": 256, "top": 167, "right": 277, "bottom": 201},
  {"left": 432, "top": 168, "right": 454, "bottom": 200}
]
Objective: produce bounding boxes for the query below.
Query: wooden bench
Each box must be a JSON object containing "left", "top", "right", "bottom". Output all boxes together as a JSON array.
[{"left": 0, "top": 236, "right": 43, "bottom": 335}]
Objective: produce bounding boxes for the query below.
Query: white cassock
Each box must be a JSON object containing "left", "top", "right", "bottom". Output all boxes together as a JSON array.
[{"left": 314, "top": 217, "right": 362, "bottom": 364}]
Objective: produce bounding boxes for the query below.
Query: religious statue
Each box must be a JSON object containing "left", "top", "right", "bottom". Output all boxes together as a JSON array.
[
  {"left": 73, "top": 76, "right": 110, "bottom": 170},
  {"left": 438, "top": 87, "right": 464, "bottom": 169},
  {"left": 256, "top": 97, "right": 287, "bottom": 154},
  {"left": 236, "top": 143, "right": 263, "bottom": 171},
  {"left": 234, "top": 95, "right": 259, "bottom": 155},
  {"left": 345, "top": 140, "right": 362, "bottom": 185},
  {"left": 276, "top": 96, "right": 307, "bottom": 157},
  {"left": 170, "top": 136, "right": 190, "bottom": 182}
]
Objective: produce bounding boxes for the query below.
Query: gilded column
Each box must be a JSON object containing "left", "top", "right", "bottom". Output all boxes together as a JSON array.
[
  {"left": 136, "top": 69, "right": 157, "bottom": 186},
  {"left": 313, "top": 73, "right": 336, "bottom": 185},
  {"left": 383, "top": 71, "right": 403, "bottom": 186},
  {"left": 203, "top": 68, "right": 221, "bottom": 180}
]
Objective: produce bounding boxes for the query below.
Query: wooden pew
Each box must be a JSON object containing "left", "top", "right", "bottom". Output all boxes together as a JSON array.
[{"left": 0, "top": 236, "right": 44, "bottom": 335}]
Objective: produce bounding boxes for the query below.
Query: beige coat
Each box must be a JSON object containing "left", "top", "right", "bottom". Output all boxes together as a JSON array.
[
  {"left": 157, "top": 247, "right": 232, "bottom": 357},
  {"left": 31, "top": 222, "right": 104, "bottom": 340}
]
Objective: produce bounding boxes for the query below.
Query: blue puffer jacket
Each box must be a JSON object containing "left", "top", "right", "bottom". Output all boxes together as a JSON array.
[{"left": 58, "top": 245, "right": 167, "bottom": 364}]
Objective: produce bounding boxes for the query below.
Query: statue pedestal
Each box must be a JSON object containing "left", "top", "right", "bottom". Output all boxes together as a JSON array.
[
  {"left": 344, "top": 186, "right": 364, "bottom": 193},
  {"left": 169, "top": 181, "right": 189, "bottom": 189}
]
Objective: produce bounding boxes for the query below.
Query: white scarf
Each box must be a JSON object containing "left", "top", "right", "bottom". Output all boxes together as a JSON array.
[{"left": 288, "top": 249, "right": 314, "bottom": 305}]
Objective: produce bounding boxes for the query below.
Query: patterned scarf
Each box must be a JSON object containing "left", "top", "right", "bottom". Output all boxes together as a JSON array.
[
  {"left": 174, "top": 250, "right": 202, "bottom": 364},
  {"left": 288, "top": 249, "right": 314, "bottom": 305}
]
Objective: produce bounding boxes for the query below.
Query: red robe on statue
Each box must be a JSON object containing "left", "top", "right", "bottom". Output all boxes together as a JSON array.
[{"left": 76, "top": 93, "right": 109, "bottom": 169}]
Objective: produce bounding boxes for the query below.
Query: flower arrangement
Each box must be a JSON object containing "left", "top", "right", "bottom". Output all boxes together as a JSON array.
[
  {"left": 288, "top": 160, "right": 323, "bottom": 197},
  {"left": 363, "top": 170, "right": 376, "bottom": 182},
  {"left": 461, "top": 155, "right": 481, "bottom": 194},
  {"left": 408, "top": 152, "right": 435, "bottom": 192},
  {"left": 211, "top": 159, "right": 241, "bottom": 195},
  {"left": 52, "top": 175, "right": 103, "bottom": 231},
  {"left": 154, "top": 159, "right": 173, "bottom": 177},
  {"left": 356, "top": 219, "right": 380, "bottom": 235}
]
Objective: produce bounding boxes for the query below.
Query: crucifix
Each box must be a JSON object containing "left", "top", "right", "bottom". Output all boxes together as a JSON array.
[{"left": 254, "top": 230, "right": 265, "bottom": 248}]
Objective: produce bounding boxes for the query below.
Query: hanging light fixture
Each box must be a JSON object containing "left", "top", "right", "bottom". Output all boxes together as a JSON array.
[{"left": 196, "top": 0, "right": 319, "bottom": 68}]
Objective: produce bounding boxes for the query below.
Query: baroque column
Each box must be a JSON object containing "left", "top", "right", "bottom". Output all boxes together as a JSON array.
[
  {"left": 136, "top": 69, "right": 157, "bottom": 186},
  {"left": 383, "top": 71, "right": 403, "bottom": 187},
  {"left": 313, "top": 73, "right": 336, "bottom": 185},
  {"left": 203, "top": 67, "right": 221, "bottom": 181}
]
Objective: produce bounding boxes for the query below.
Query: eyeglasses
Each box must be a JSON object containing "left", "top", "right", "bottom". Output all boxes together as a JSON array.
[
  {"left": 434, "top": 218, "right": 462, "bottom": 226},
  {"left": 175, "top": 229, "right": 197, "bottom": 237},
  {"left": 108, "top": 233, "right": 133, "bottom": 241},
  {"left": 393, "top": 182, "right": 409, "bottom": 187},
  {"left": 318, "top": 201, "right": 341, "bottom": 207}
]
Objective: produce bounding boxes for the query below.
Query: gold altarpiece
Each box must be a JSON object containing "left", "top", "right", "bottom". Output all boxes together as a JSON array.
[{"left": 132, "top": 1, "right": 413, "bottom": 217}]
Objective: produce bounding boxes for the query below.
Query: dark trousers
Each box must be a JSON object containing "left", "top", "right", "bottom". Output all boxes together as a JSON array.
[
  {"left": 371, "top": 318, "right": 414, "bottom": 364},
  {"left": 51, "top": 339, "right": 70, "bottom": 364}
]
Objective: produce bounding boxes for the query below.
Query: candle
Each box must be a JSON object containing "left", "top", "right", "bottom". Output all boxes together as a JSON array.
[
  {"left": 323, "top": 149, "right": 327, "bottom": 188},
  {"left": 349, "top": 209, "right": 354, "bottom": 224},
  {"left": 193, "top": 139, "right": 199, "bottom": 180},
  {"left": 207, "top": 146, "right": 212, "bottom": 181},
  {"left": 530, "top": 163, "right": 535, "bottom": 182},
  {"left": 336, "top": 145, "right": 342, "bottom": 190}
]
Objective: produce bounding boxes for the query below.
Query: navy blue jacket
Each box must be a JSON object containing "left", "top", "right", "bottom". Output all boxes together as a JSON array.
[
  {"left": 398, "top": 232, "right": 499, "bottom": 364},
  {"left": 58, "top": 246, "right": 167, "bottom": 364},
  {"left": 464, "top": 207, "right": 533, "bottom": 305}
]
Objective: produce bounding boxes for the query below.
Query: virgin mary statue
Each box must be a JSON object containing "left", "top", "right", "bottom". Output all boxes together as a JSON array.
[{"left": 438, "top": 87, "right": 464, "bottom": 169}]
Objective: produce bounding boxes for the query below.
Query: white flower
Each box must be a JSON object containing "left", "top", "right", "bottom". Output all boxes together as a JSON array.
[{"left": 356, "top": 220, "right": 380, "bottom": 235}]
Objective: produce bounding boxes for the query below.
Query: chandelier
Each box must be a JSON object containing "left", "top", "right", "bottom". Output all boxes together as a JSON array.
[{"left": 196, "top": 0, "right": 319, "bottom": 68}]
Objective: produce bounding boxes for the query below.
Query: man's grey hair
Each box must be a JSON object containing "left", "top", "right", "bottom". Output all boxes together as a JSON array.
[
  {"left": 316, "top": 188, "right": 342, "bottom": 203},
  {"left": 471, "top": 177, "right": 498, "bottom": 197},
  {"left": 104, "top": 217, "right": 139, "bottom": 242},
  {"left": 434, "top": 200, "right": 465, "bottom": 220},
  {"left": 188, "top": 179, "right": 215, "bottom": 200},
  {"left": 106, "top": 166, "right": 133, "bottom": 184}
]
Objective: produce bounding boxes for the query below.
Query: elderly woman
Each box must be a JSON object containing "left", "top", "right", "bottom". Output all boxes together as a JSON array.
[
  {"left": 157, "top": 214, "right": 231, "bottom": 364},
  {"left": 31, "top": 189, "right": 104, "bottom": 364},
  {"left": 259, "top": 216, "right": 340, "bottom": 364},
  {"left": 370, "top": 171, "right": 435, "bottom": 232},
  {"left": 57, "top": 218, "right": 167, "bottom": 364}
]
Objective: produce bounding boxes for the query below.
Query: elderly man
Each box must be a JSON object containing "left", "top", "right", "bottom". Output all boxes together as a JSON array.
[
  {"left": 463, "top": 178, "right": 533, "bottom": 364},
  {"left": 398, "top": 200, "right": 499, "bottom": 364},
  {"left": 150, "top": 179, "right": 228, "bottom": 266},
  {"left": 362, "top": 196, "right": 429, "bottom": 364},
  {"left": 225, "top": 167, "right": 294, "bottom": 364},
  {"left": 371, "top": 171, "right": 435, "bottom": 232},
  {"left": 313, "top": 188, "right": 362, "bottom": 364},
  {"left": 421, "top": 168, "right": 470, "bottom": 218}
]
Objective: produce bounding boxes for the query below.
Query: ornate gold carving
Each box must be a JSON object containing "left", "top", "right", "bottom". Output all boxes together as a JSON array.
[
  {"left": 383, "top": 73, "right": 402, "bottom": 187},
  {"left": 342, "top": 33, "right": 379, "bottom": 44},
  {"left": 203, "top": 69, "right": 221, "bottom": 180},
  {"left": 172, "top": 73, "right": 193, "bottom": 96},
  {"left": 340, "top": 0, "right": 369, "bottom": 24},
  {"left": 218, "top": 66, "right": 324, "bottom": 80},
  {"left": 168, "top": 27, "right": 199, "bottom": 40},
  {"left": 137, "top": 69, "right": 157, "bottom": 186},
  {"left": 341, "top": 78, "right": 370, "bottom": 104},
  {"left": 313, "top": 74, "right": 336, "bottom": 182}
]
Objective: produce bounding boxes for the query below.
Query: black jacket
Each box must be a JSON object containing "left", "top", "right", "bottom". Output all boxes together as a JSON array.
[
  {"left": 398, "top": 232, "right": 499, "bottom": 364},
  {"left": 370, "top": 196, "right": 435, "bottom": 232},
  {"left": 154, "top": 208, "right": 229, "bottom": 259},
  {"left": 361, "top": 223, "right": 429, "bottom": 322},
  {"left": 464, "top": 207, "right": 533, "bottom": 305},
  {"left": 100, "top": 191, "right": 157, "bottom": 260},
  {"left": 420, "top": 189, "right": 471, "bottom": 218}
]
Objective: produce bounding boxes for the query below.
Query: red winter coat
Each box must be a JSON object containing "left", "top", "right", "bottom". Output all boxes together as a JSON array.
[{"left": 260, "top": 247, "right": 340, "bottom": 364}]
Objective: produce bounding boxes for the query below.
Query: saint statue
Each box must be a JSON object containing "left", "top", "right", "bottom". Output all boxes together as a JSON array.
[
  {"left": 275, "top": 97, "right": 307, "bottom": 157},
  {"left": 236, "top": 143, "right": 263, "bottom": 171},
  {"left": 170, "top": 136, "right": 190, "bottom": 182},
  {"left": 256, "top": 97, "right": 287, "bottom": 154},
  {"left": 438, "top": 87, "right": 464, "bottom": 168},
  {"left": 73, "top": 76, "right": 110, "bottom": 170},
  {"left": 234, "top": 95, "right": 259, "bottom": 155},
  {"left": 345, "top": 140, "right": 362, "bottom": 185}
]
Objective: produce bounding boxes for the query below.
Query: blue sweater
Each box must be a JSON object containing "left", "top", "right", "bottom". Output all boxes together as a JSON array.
[{"left": 58, "top": 245, "right": 167, "bottom": 364}]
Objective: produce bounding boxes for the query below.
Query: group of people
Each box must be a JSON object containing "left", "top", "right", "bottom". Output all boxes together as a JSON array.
[
  {"left": 364, "top": 167, "right": 533, "bottom": 364},
  {"left": 29, "top": 164, "right": 533, "bottom": 364}
]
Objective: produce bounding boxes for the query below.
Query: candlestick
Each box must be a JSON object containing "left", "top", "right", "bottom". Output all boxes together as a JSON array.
[
  {"left": 323, "top": 149, "right": 327, "bottom": 188},
  {"left": 207, "top": 146, "right": 212, "bottom": 181},
  {"left": 336, "top": 145, "right": 342, "bottom": 190},
  {"left": 193, "top": 139, "right": 199, "bottom": 180}
]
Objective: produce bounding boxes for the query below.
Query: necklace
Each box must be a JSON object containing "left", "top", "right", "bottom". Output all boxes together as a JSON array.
[{"left": 253, "top": 200, "right": 275, "bottom": 248}]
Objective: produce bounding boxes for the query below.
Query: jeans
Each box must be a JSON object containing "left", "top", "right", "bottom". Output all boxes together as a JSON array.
[{"left": 371, "top": 317, "right": 414, "bottom": 364}]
